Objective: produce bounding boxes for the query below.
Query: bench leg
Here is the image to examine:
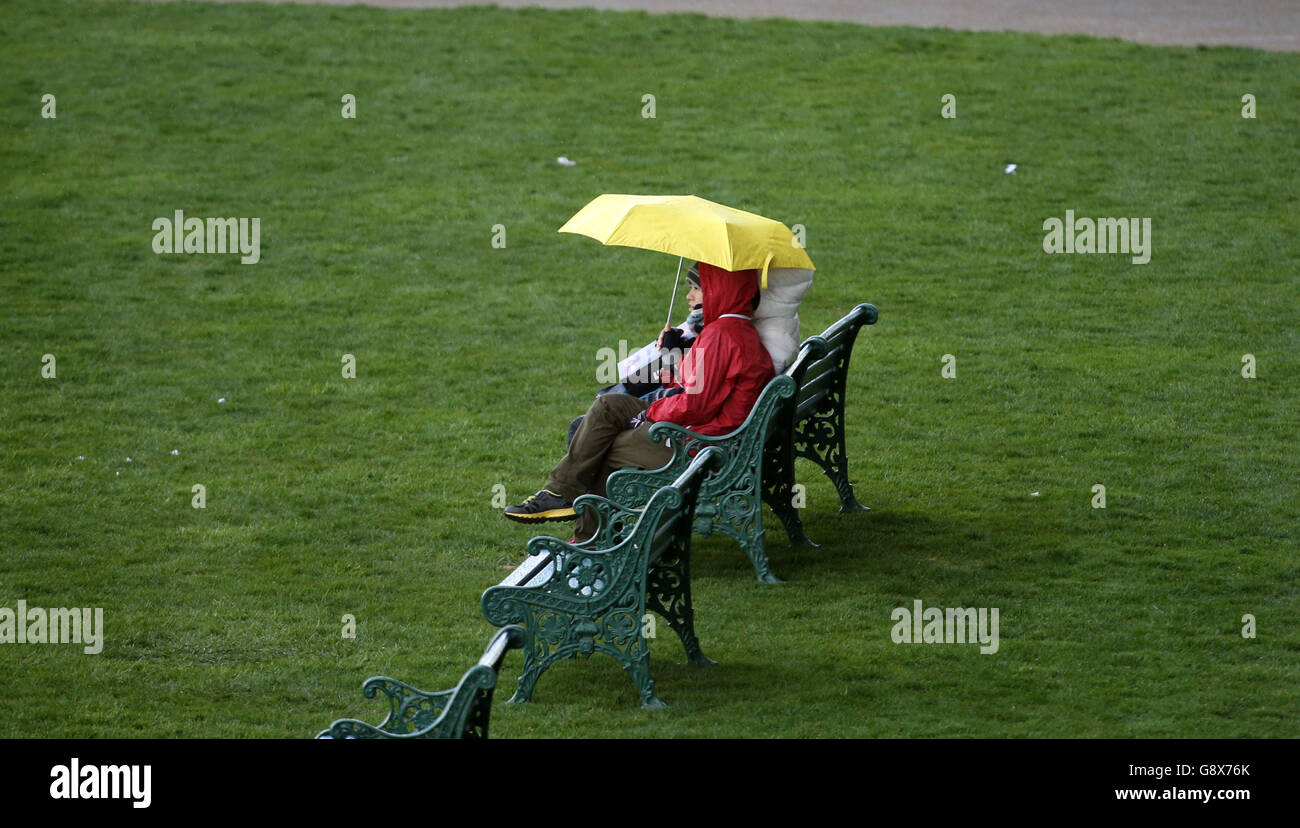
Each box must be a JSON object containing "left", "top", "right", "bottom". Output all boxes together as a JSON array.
[
  {"left": 621, "top": 648, "right": 666, "bottom": 709},
  {"left": 765, "top": 489, "right": 818, "bottom": 548},
  {"left": 506, "top": 643, "right": 548, "bottom": 705},
  {"left": 510, "top": 646, "right": 664, "bottom": 708},
  {"left": 599, "top": 609, "right": 665, "bottom": 708},
  {"left": 505, "top": 608, "right": 669, "bottom": 708},
  {"left": 647, "top": 553, "right": 716, "bottom": 667},
  {"left": 763, "top": 440, "right": 819, "bottom": 549},
  {"left": 505, "top": 618, "right": 587, "bottom": 704},
  {"left": 702, "top": 494, "right": 782, "bottom": 584},
  {"left": 743, "top": 524, "right": 783, "bottom": 585},
  {"left": 746, "top": 540, "right": 782, "bottom": 585},
  {"left": 795, "top": 410, "right": 870, "bottom": 514},
  {"left": 828, "top": 465, "right": 870, "bottom": 514}
]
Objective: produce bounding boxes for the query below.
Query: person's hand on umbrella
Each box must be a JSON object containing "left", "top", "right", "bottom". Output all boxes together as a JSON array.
[{"left": 657, "top": 326, "right": 686, "bottom": 352}]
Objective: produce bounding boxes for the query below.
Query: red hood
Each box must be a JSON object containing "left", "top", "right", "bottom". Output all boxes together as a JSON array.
[{"left": 697, "top": 262, "right": 759, "bottom": 325}]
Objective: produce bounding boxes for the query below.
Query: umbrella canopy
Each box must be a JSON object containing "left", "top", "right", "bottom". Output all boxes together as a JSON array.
[{"left": 558, "top": 194, "right": 815, "bottom": 284}]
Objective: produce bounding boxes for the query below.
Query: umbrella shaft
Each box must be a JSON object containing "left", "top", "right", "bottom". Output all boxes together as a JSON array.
[{"left": 666, "top": 256, "right": 683, "bottom": 329}]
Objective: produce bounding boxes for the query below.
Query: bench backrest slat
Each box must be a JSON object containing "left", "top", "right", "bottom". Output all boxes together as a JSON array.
[
  {"left": 796, "top": 362, "right": 840, "bottom": 403},
  {"left": 794, "top": 389, "right": 832, "bottom": 421},
  {"left": 792, "top": 304, "right": 877, "bottom": 419},
  {"left": 649, "top": 512, "right": 682, "bottom": 565}
]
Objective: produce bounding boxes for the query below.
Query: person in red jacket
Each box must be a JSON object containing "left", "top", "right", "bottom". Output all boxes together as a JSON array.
[{"left": 504, "top": 263, "right": 774, "bottom": 531}]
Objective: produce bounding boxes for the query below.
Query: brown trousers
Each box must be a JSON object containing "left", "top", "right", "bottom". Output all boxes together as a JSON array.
[{"left": 546, "top": 393, "right": 674, "bottom": 537}]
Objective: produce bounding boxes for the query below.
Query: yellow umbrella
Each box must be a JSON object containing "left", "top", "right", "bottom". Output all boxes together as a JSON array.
[{"left": 558, "top": 194, "right": 815, "bottom": 288}]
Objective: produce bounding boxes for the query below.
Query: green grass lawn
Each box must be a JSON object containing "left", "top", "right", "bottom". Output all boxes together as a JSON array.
[{"left": 1, "top": 0, "right": 1296, "bottom": 738}]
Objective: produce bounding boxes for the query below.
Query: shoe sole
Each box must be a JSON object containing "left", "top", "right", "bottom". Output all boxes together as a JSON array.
[{"left": 503, "top": 508, "right": 576, "bottom": 523}]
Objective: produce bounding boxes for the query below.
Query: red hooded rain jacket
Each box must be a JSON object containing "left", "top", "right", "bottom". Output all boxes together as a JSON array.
[{"left": 646, "top": 262, "right": 774, "bottom": 435}]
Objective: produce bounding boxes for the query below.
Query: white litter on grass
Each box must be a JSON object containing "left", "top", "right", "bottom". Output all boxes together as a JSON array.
[
  {"left": 171, "top": 449, "right": 180, "bottom": 456},
  {"left": 115, "top": 471, "right": 120, "bottom": 477},
  {"left": 556, "top": 156, "right": 576, "bottom": 167},
  {"left": 218, "top": 397, "right": 226, "bottom": 403},
  {"left": 1030, "top": 491, "right": 1040, "bottom": 496},
  {"left": 1004, "top": 163, "right": 1017, "bottom": 174},
  {"left": 75, "top": 456, "right": 84, "bottom": 461}
]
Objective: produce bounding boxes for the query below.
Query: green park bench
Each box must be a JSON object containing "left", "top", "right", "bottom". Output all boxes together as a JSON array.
[
  {"left": 316, "top": 624, "right": 524, "bottom": 739},
  {"left": 606, "top": 303, "right": 878, "bottom": 584},
  {"left": 481, "top": 447, "right": 721, "bottom": 709}
]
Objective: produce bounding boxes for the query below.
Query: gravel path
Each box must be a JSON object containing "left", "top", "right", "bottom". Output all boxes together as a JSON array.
[{"left": 184, "top": 0, "right": 1299, "bottom": 52}]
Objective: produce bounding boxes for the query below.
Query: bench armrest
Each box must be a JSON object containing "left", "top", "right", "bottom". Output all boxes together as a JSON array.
[
  {"left": 483, "top": 536, "right": 638, "bottom": 628},
  {"left": 317, "top": 626, "right": 524, "bottom": 739},
  {"left": 317, "top": 677, "right": 456, "bottom": 738},
  {"left": 572, "top": 493, "right": 643, "bottom": 548}
]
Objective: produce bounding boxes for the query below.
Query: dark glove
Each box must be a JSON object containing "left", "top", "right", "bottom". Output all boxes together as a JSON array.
[{"left": 659, "top": 327, "right": 687, "bottom": 352}]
